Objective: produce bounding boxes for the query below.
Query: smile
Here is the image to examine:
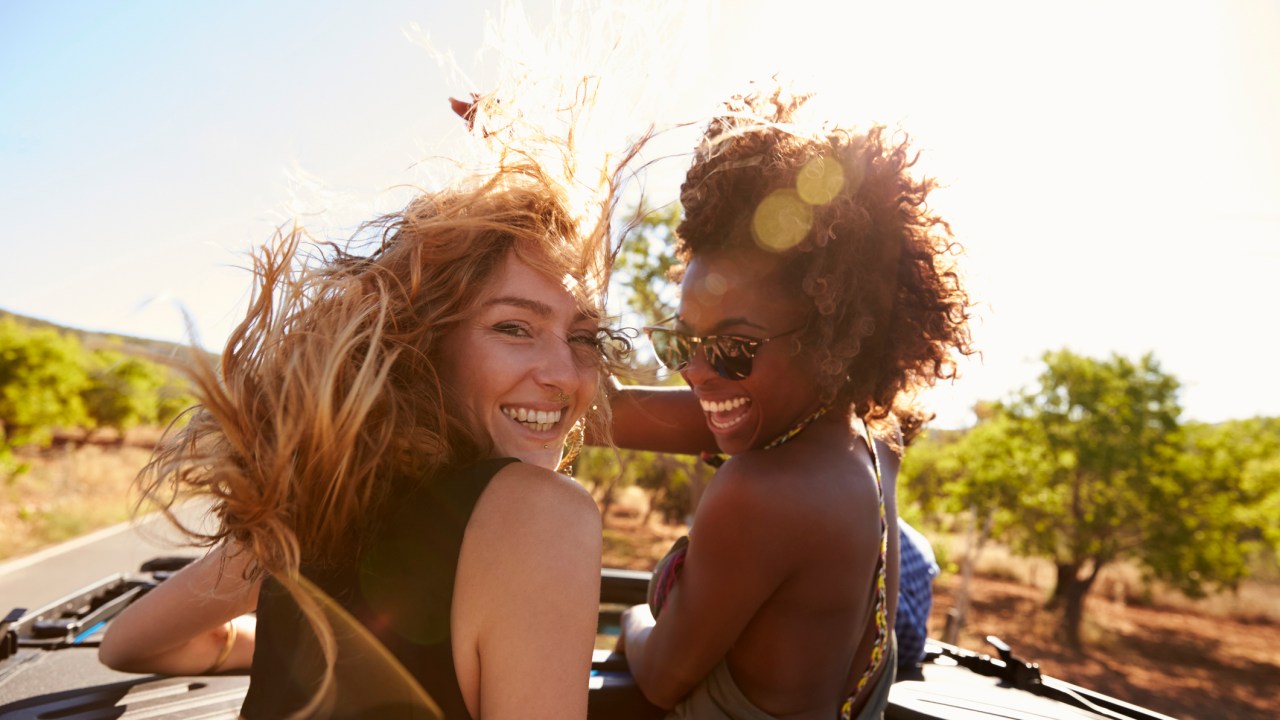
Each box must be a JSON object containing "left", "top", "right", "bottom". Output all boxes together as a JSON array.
[
  {"left": 701, "top": 397, "right": 749, "bottom": 413},
  {"left": 700, "top": 396, "right": 750, "bottom": 431},
  {"left": 502, "top": 406, "right": 564, "bottom": 433}
]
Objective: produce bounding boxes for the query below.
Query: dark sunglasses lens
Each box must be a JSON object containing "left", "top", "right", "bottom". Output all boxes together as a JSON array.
[
  {"left": 649, "top": 329, "right": 692, "bottom": 371},
  {"left": 707, "top": 337, "right": 753, "bottom": 380}
]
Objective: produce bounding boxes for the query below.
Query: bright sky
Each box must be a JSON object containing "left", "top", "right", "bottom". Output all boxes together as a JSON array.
[{"left": 2, "top": 0, "right": 1277, "bottom": 428}]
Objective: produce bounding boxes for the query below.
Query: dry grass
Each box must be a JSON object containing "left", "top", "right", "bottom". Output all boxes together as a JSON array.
[
  {"left": 0, "top": 432, "right": 156, "bottom": 561},
  {"left": 931, "top": 532, "right": 1280, "bottom": 626}
]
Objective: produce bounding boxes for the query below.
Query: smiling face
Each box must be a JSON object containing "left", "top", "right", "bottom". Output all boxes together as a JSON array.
[
  {"left": 677, "top": 248, "right": 824, "bottom": 455},
  {"left": 440, "top": 252, "right": 602, "bottom": 469}
]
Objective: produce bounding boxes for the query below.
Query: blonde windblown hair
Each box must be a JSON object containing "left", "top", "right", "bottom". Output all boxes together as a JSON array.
[{"left": 139, "top": 152, "right": 635, "bottom": 713}]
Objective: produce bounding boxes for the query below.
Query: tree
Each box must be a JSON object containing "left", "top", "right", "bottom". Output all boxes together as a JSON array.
[
  {"left": 155, "top": 372, "right": 199, "bottom": 427},
  {"left": 903, "top": 353, "right": 1280, "bottom": 648},
  {"left": 613, "top": 202, "right": 682, "bottom": 327},
  {"left": 898, "top": 427, "right": 965, "bottom": 518},
  {"left": 913, "top": 351, "right": 1181, "bottom": 645},
  {"left": 1164, "top": 417, "right": 1280, "bottom": 589},
  {"left": 81, "top": 349, "right": 166, "bottom": 438},
  {"left": 900, "top": 419, "right": 1040, "bottom": 642},
  {"left": 579, "top": 204, "right": 704, "bottom": 518},
  {"left": 0, "top": 318, "right": 198, "bottom": 478},
  {"left": 0, "top": 319, "right": 90, "bottom": 448}
]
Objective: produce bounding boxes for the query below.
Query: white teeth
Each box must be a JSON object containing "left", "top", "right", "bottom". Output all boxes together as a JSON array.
[
  {"left": 700, "top": 397, "right": 748, "bottom": 414},
  {"left": 710, "top": 413, "right": 747, "bottom": 430},
  {"left": 503, "top": 407, "right": 563, "bottom": 430}
]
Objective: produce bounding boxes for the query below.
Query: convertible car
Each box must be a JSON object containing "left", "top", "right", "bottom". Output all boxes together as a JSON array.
[{"left": 0, "top": 558, "right": 1174, "bottom": 719}]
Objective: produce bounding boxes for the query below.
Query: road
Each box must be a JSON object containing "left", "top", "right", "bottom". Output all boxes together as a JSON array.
[{"left": 0, "top": 501, "right": 215, "bottom": 613}]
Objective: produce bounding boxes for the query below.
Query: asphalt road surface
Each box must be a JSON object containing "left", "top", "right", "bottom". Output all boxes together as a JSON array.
[{"left": 0, "top": 501, "right": 215, "bottom": 614}]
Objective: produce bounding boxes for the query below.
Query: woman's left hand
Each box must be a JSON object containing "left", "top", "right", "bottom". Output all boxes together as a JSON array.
[
  {"left": 99, "top": 544, "right": 261, "bottom": 675},
  {"left": 617, "top": 604, "right": 655, "bottom": 656}
]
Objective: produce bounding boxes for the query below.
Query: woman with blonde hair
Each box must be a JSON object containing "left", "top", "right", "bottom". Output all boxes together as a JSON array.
[
  {"left": 612, "top": 84, "right": 975, "bottom": 719},
  {"left": 99, "top": 140, "right": 635, "bottom": 716}
]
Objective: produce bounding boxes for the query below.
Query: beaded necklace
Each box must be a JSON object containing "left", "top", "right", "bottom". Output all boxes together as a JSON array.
[
  {"left": 699, "top": 403, "right": 832, "bottom": 469},
  {"left": 765, "top": 403, "right": 833, "bottom": 449}
]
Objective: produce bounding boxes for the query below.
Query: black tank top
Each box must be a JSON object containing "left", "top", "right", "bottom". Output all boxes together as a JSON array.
[{"left": 240, "top": 457, "right": 517, "bottom": 719}]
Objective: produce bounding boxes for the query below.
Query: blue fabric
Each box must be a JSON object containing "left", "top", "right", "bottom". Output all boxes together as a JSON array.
[{"left": 894, "top": 519, "right": 939, "bottom": 671}]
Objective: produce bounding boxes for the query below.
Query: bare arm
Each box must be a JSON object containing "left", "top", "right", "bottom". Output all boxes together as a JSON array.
[
  {"left": 452, "top": 464, "right": 603, "bottom": 719},
  {"left": 619, "top": 463, "right": 789, "bottom": 708},
  {"left": 601, "top": 383, "right": 717, "bottom": 455},
  {"left": 99, "top": 543, "right": 260, "bottom": 675}
]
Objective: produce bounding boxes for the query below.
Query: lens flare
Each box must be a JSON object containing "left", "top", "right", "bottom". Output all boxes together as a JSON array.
[
  {"left": 752, "top": 189, "right": 813, "bottom": 252},
  {"left": 700, "top": 271, "right": 729, "bottom": 298},
  {"left": 796, "top": 156, "right": 845, "bottom": 205}
]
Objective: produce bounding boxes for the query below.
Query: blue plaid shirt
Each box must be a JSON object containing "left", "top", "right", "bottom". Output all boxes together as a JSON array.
[{"left": 895, "top": 519, "right": 939, "bottom": 670}]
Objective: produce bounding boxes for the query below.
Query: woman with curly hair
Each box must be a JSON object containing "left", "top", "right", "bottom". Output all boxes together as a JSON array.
[
  {"left": 98, "top": 151, "right": 633, "bottom": 718},
  {"left": 613, "top": 85, "right": 974, "bottom": 719}
]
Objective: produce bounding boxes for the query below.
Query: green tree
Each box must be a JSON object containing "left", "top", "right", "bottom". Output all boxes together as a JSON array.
[
  {"left": 81, "top": 349, "right": 166, "bottom": 438},
  {"left": 579, "top": 204, "right": 699, "bottom": 518},
  {"left": 614, "top": 203, "right": 682, "bottom": 327},
  {"left": 633, "top": 451, "right": 701, "bottom": 525},
  {"left": 898, "top": 427, "right": 965, "bottom": 518},
  {"left": 901, "top": 418, "right": 1041, "bottom": 641},
  {"left": 0, "top": 319, "right": 90, "bottom": 449},
  {"left": 903, "top": 356, "right": 1280, "bottom": 648},
  {"left": 156, "top": 371, "right": 198, "bottom": 427},
  {"left": 1166, "top": 417, "right": 1280, "bottom": 586},
  {"left": 959, "top": 350, "right": 1190, "bottom": 647}
]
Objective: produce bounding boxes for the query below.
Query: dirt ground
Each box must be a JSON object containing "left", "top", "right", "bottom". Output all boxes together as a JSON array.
[
  {"left": 931, "top": 573, "right": 1280, "bottom": 720},
  {"left": 601, "top": 505, "right": 1280, "bottom": 720}
]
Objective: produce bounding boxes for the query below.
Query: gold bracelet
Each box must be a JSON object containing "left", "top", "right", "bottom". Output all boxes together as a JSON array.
[{"left": 205, "top": 620, "right": 238, "bottom": 674}]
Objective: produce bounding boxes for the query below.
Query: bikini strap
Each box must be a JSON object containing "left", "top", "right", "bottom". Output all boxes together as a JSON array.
[{"left": 839, "top": 418, "right": 890, "bottom": 719}]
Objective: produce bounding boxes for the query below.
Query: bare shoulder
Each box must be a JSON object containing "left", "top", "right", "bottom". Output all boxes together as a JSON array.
[
  {"left": 714, "top": 432, "right": 876, "bottom": 514},
  {"left": 452, "top": 463, "right": 603, "bottom": 717},
  {"left": 465, "top": 462, "right": 602, "bottom": 563},
  {"left": 690, "top": 450, "right": 836, "bottom": 567},
  {"left": 697, "top": 432, "right": 882, "bottom": 563},
  {"left": 453, "top": 462, "right": 602, "bottom": 637},
  {"left": 478, "top": 462, "right": 600, "bottom": 529},
  {"left": 701, "top": 453, "right": 773, "bottom": 505}
]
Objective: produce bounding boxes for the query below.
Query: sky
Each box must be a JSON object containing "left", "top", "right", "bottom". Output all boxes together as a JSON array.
[{"left": 2, "top": 0, "right": 1278, "bottom": 429}]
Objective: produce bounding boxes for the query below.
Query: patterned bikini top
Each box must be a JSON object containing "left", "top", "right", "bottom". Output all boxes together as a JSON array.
[{"left": 839, "top": 419, "right": 890, "bottom": 719}]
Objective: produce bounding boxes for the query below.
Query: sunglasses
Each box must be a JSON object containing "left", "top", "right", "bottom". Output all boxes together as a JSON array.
[{"left": 643, "top": 322, "right": 804, "bottom": 380}]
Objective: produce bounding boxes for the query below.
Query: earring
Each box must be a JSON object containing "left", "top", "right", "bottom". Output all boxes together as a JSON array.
[{"left": 556, "top": 419, "right": 586, "bottom": 474}]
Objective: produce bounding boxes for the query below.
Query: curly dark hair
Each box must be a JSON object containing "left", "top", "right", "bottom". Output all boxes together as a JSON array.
[{"left": 675, "top": 84, "right": 975, "bottom": 441}]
